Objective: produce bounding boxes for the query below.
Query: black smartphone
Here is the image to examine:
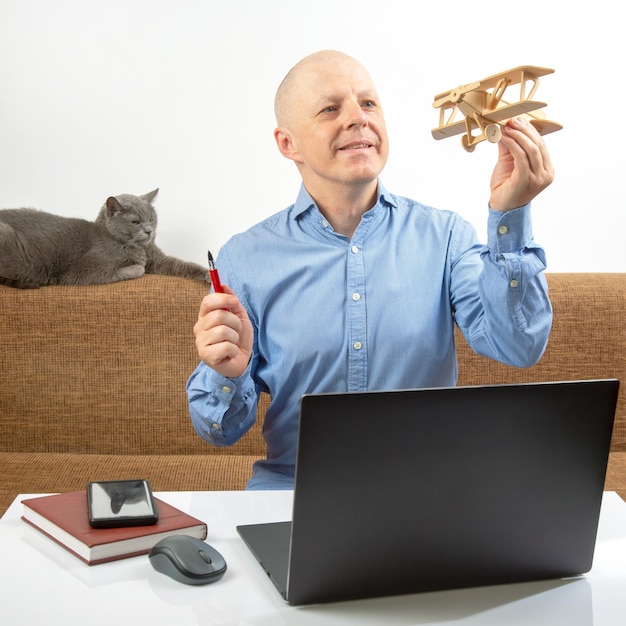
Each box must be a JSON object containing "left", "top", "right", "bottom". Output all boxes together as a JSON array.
[{"left": 87, "top": 479, "right": 159, "bottom": 528}]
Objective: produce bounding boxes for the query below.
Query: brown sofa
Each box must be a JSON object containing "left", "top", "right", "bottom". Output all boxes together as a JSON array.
[{"left": 1, "top": 273, "right": 624, "bottom": 517}]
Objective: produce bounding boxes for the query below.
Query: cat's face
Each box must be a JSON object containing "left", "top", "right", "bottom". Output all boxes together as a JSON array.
[{"left": 100, "top": 189, "right": 159, "bottom": 246}]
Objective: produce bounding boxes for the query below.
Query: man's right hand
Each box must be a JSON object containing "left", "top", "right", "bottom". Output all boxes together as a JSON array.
[{"left": 193, "top": 285, "right": 253, "bottom": 379}]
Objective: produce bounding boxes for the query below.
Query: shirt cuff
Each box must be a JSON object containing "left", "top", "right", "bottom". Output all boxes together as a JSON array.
[
  {"left": 487, "top": 204, "right": 532, "bottom": 254},
  {"left": 204, "top": 364, "right": 252, "bottom": 406}
]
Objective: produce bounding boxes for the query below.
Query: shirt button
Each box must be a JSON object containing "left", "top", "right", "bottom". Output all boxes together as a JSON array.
[
  {"left": 353, "top": 341, "right": 362, "bottom": 350},
  {"left": 498, "top": 225, "right": 509, "bottom": 235},
  {"left": 211, "top": 423, "right": 222, "bottom": 431},
  {"left": 321, "top": 219, "right": 330, "bottom": 229},
  {"left": 222, "top": 385, "right": 232, "bottom": 394},
  {"left": 510, "top": 279, "right": 519, "bottom": 288},
  {"left": 351, "top": 245, "right": 359, "bottom": 254},
  {"left": 352, "top": 292, "right": 361, "bottom": 301}
]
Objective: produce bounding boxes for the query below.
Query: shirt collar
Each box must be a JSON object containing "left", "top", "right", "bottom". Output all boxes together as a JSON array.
[{"left": 292, "top": 180, "right": 397, "bottom": 219}]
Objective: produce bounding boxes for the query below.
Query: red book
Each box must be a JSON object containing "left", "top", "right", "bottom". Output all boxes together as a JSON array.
[{"left": 21, "top": 490, "right": 207, "bottom": 565}]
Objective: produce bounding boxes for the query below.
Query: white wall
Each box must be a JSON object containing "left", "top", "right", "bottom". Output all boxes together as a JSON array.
[{"left": 1, "top": 0, "right": 624, "bottom": 272}]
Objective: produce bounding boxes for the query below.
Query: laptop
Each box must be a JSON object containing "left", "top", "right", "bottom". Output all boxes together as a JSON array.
[{"left": 237, "top": 379, "right": 619, "bottom": 605}]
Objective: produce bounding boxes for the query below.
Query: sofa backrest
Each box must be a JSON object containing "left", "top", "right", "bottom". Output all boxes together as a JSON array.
[
  {"left": 1, "top": 273, "right": 624, "bottom": 456},
  {"left": 1, "top": 276, "right": 264, "bottom": 456},
  {"left": 455, "top": 273, "right": 625, "bottom": 450}
]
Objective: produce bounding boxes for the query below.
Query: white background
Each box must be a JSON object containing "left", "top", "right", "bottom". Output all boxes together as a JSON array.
[{"left": 1, "top": 0, "right": 623, "bottom": 272}]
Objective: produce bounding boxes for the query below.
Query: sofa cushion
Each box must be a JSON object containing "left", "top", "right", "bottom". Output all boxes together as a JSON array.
[
  {"left": 0, "top": 451, "right": 264, "bottom": 517},
  {"left": 3, "top": 451, "right": 624, "bottom": 518}
]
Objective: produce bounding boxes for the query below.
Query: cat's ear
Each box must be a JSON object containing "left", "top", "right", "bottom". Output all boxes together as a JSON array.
[
  {"left": 141, "top": 188, "right": 159, "bottom": 204},
  {"left": 105, "top": 196, "right": 125, "bottom": 216}
]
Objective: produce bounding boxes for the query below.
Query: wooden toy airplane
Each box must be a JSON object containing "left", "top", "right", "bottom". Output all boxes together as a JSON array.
[{"left": 431, "top": 66, "right": 562, "bottom": 152}]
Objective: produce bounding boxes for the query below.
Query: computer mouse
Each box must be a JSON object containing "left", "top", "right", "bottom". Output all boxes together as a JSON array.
[{"left": 149, "top": 535, "right": 227, "bottom": 585}]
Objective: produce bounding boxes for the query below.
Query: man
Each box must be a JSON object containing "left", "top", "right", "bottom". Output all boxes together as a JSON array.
[{"left": 187, "top": 50, "right": 554, "bottom": 489}]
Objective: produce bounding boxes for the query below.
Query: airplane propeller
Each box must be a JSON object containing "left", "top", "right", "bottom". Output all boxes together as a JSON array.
[{"left": 432, "top": 81, "right": 481, "bottom": 109}]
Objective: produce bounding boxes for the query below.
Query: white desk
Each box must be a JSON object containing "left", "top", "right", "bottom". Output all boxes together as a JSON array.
[{"left": 2, "top": 490, "right": 626, "bottom": 625}]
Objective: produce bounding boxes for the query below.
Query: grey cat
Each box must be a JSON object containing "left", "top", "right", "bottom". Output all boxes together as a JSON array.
[{"left": 0, "top": 188, "right": 209, "bottom": 288}]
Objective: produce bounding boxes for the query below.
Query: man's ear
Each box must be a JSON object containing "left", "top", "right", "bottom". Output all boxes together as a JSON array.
[{"left": 274, "top": 127, "right": 302, "bottom": 163}]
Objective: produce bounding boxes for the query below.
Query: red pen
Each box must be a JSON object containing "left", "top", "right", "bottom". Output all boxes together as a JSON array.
[
  {"left": 208, "top": 250, "right": 229, "bottom": 311},
  {"left": 207, "top": 250, "right": 224, "bottom": 294}
]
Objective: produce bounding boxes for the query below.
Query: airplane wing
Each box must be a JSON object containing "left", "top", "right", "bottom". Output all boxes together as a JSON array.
[
  {"left": 462, "top": 65, "right": 554, "bottom": 94},
  {"left": 432, "top": 66, "right": 555, "bottom": 105},
  {"left": 432, "top": 101, "right": 551, "bottom": 140},
  {"left": 432, "top": 119, "right": 466, "bottom": 139},
  {"left": 483, "top": 100, "right": 548, "bottom": 122}
]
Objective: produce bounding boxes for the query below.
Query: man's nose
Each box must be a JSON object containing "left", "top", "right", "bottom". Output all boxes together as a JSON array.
[{"left": 342, "top": 99, "right": 368, "bottom": 127}]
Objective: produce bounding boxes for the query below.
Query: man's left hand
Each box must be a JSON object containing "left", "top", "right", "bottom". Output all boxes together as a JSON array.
[{"left": 489, "top": 116, "right": 555, "bottom": 212}]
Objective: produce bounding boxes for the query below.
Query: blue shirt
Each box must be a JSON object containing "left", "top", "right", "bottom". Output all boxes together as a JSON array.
[{"left": 187, "top": 181, "right": 552, "bottom": 489}]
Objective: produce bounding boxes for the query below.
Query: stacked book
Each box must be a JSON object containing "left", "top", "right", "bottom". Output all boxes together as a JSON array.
[{"left": 22, "top": 490, "right": 207, "bottom": 565}]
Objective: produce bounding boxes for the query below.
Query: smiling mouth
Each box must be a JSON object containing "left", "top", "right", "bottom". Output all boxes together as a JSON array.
[{"left": 339, "top": 142, "right": 373, "bottom": 150}]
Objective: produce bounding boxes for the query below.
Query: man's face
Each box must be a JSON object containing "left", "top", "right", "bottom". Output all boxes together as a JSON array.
[{"left": 275, "top": 55, "right": 389, "bottom": 194}]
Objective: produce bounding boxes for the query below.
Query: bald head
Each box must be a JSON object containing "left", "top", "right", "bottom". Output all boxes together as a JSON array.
[{"left": 274, "top": 50, "right": 374, "bottom": 128}]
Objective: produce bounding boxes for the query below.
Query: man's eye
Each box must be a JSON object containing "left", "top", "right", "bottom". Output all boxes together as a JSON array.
[
  {"left": 362, "top": 100, "right": 375, "bottom": 108},
  {"left": 321, "top": 105, "right": 337, "bottom": 113}
]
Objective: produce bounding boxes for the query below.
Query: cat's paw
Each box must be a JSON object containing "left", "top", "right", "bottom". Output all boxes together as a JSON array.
[{"left": 117, "top": 265, "right": 145, "bottom": 280}]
